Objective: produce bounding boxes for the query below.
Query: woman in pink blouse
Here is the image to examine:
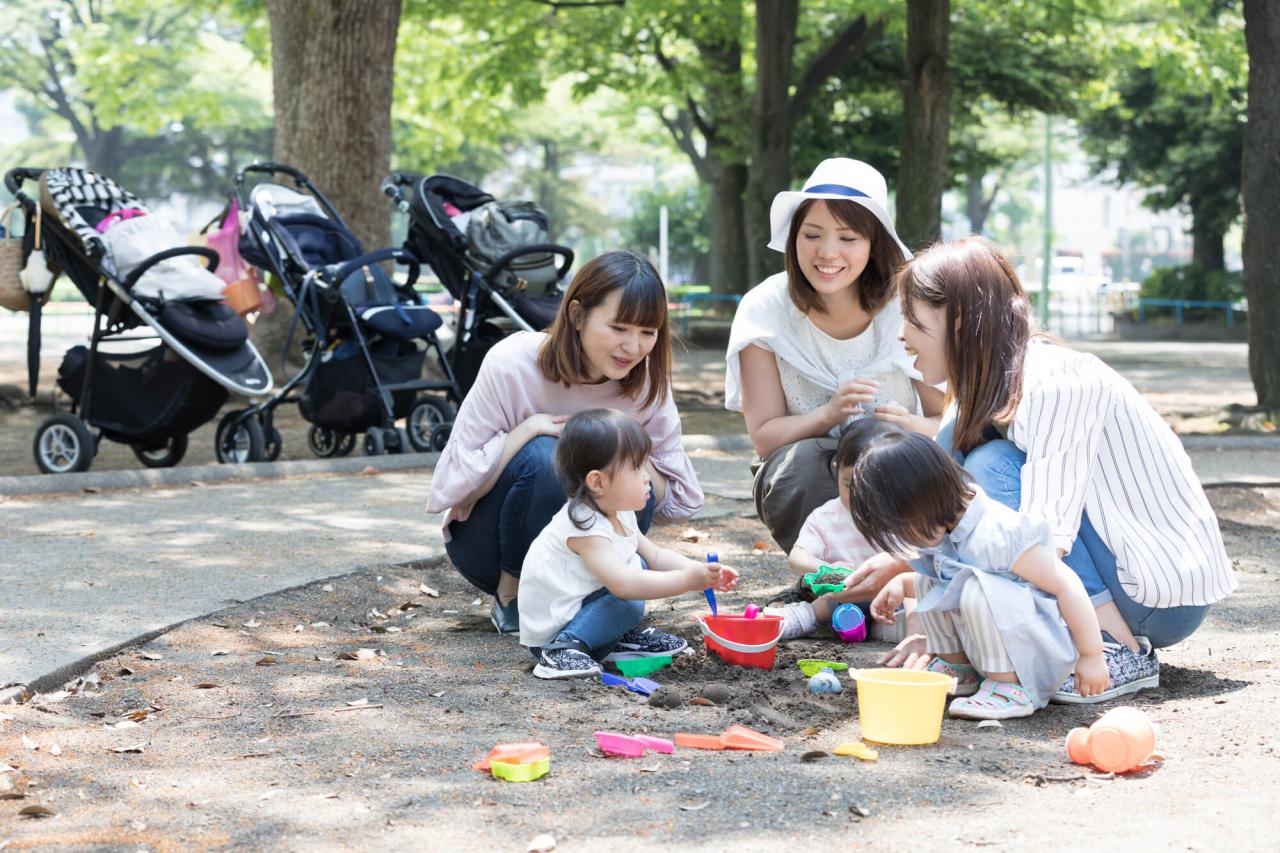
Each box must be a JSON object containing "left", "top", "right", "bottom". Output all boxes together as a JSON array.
[{"left": 426, "top": 251, "right": 704, "bottom": 634}]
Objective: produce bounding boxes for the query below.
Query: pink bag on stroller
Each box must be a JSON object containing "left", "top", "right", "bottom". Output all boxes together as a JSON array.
[{"left": 206, "top": 199, "right": 248, "bottom": 285}]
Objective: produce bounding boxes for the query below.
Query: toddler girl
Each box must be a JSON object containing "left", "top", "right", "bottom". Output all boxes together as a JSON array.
[
  {"left": 851, "top": 427, "right": 1108, "bottom": 719},
  {"left": 520, "top": 408, "right": 739, "bottom": 679}
]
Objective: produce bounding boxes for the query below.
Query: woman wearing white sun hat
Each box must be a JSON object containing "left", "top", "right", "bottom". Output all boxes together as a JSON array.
[{"left": 726, "top": 158, "right": 945, "bottom": 570}]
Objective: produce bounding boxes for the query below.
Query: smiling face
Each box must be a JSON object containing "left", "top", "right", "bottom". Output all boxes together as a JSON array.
[
  {"left": 573, "top": 288, "right": 660, "bottom": 383},
  {"left": 899, "top": 298, "right": 949, "bottom": 386},
  {"left": 794, "top": 201, "right": 872, "bottom": 299}
]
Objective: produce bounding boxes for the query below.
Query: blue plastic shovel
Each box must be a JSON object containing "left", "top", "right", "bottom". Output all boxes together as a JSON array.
[{"left": 704, "top": 551, "right": 719, "bottom": 616}]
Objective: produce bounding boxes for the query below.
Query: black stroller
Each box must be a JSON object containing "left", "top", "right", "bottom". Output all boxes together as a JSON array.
[
  {"left": 5, "top": 167, "right": 273, "bottom": 474},
  {"left": 231, "top": 162, "right": 459, "bottom": 457},
  {"left": 380, "top": 172, "right": 574, "bottom": 398}
]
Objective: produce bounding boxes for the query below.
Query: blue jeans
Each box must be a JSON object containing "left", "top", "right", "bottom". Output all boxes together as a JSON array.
[
  {"left": 445, "top": 435, "right": 656, "bottom": 596},
  {"left": 936, "top": 422, "right": 1208, "bottom": 648},
  {"left": 529, "top": 587, "right": 646, "bottom": 660}
]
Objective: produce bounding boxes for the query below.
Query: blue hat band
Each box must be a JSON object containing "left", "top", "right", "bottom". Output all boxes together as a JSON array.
[{"left": 802, "top": 183, "right": 870, "bottom": 199}]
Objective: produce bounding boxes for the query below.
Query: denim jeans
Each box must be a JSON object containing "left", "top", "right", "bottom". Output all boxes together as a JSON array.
[
  {"left": 445, "top": 435, "right": 657, "bottom": 596},
  {"left": 529, "top": 587, "right": 647, "bottom": 660},
  {"left": 936, "top": 421, "right": 1208, "bottom": 648}
]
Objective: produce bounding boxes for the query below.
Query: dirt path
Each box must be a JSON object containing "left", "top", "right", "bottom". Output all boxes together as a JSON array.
[{"left": 3, "top": 488, "right": 1277, "bottom": 851}]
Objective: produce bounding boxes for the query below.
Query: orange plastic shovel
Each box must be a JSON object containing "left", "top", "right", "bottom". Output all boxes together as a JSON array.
[
  {"left": 719, "top": 724, "right": 784, "bottom": 752},
  {"left": 674, "top": 733, "right": 728, "bottom": 750}
]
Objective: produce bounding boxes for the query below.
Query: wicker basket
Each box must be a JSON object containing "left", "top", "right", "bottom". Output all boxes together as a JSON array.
[{"left": 0, "top": 202, "right": 53, "bottom": 313}]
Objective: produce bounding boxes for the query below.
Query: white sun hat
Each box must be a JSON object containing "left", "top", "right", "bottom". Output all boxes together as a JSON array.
[{"left": 767, "top": 157, "right": 911, "bottom": 259}]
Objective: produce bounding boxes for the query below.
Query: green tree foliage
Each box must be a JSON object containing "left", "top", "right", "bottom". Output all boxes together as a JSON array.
[
  {"left": 622, "top": 179, "right": 712, "bottom": 283},
  {"left": 0, "top": 0, "right": 272, "bottom": 197},
  {"left": 1078, "top": 0, "right": 1246, "bottom": 272}
]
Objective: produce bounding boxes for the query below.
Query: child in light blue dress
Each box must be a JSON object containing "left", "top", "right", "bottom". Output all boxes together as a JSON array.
[{"left": 844, "top": 422, "right": 1109, "bottom": 719}]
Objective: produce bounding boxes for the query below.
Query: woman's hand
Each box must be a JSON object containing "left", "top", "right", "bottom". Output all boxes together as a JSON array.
[
  {"left": 822, "top": 377, "right": 880, "bottom": 425},
  {"left": 876, "top": 634, "right": 931, "bottom": 669},
  {"left": 1072, "top": 652, "right": 1110, "bottom": 697},
  {"left": 837, "top": 552, "right": 909, "bottom": 602},
  {"left": 873, "top": 402, "right": 940, "bottom": 437},
  {"left": 520, "top": 413, "right": 567, "bottom": 439}
]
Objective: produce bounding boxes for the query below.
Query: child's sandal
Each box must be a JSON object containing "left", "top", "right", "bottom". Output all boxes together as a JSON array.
[
  {"left": 926, "top": 657, "right": 981, "bottom": 697},
  {"left": 948, "top": 679, "right": 1035, "bottom": 720}
]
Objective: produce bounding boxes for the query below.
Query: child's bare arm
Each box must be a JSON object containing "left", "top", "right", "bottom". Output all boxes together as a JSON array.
[
  {"left": 636, "top": 533, "right": 740, "bottom": 591},
  {"left": 788, "top": 545, "right": 824, "bottom": 576},
  {"left": 570, "top": 535, "right": 707, "bottom": 601},
  {"left": 1012, "top": 544, "right": 1108, "bottom": 694}
]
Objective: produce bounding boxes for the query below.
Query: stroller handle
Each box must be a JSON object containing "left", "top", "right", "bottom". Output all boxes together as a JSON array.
[
  {"left": 484, "top": 243, "right": 575, "bottom": 284},
  {"left": 4, "top": 167, "right": 49, "bottom": 203},
  {"left": 124, "top": 246, "right": 221, "bottom": 292},
  {"left": 236, "top": 161, "right": 310, "bottom": 186},
  {"left": 327, "top": 247, "right": 420, "bottom": 288}
]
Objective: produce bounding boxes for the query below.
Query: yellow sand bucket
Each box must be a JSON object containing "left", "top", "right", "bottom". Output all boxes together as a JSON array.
[{"left": 850, "top": 668, "right": 957, "bottom": 745}]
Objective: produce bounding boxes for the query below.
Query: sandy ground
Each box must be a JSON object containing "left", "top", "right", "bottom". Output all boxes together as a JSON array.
[{"left": 2, "top": 487, "right": 1277, "bottom": 852}]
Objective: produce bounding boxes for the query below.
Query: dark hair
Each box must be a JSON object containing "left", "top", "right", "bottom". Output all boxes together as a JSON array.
[
  {"left": 846, "top": 427, "right": 975, "bottom": 555},
  {"left": 784, "top": 198, "right": 905, "bottom": 316},
  {"left": 538, "top": 250, "right": 671, "bottom": 412},
  {"left": 897, "top": 236, "right": 1035, "bottom": 454},
  {"left": 555, "top": 408, "right": 653, "bottom": 530},
  {"left": 833, "top": 418, "right": 895, "bottom": 477}
]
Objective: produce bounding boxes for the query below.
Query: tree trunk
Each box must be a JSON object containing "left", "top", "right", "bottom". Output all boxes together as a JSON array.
[
  {"left": 258, "top": 0, "right": 401, "bottom": 369},
  {"left": 897, "top": 0, "right": 951, "bottom": 252},
  {"left": 707, "top": 155, "right": 749, "bottom": 295},
  {"left": 965, "top": 172, "right": 996, "bottom": 235},
  {"left": 747, "top": 0, "right": 799, "bottom": 288},
  {"left": 83, "top": 126, "right": 125, "bottom": 177},
  {"left": 1189, "top": 213, "right": 1226, "bottom": 273},
  {"left": 1243, "top": 0, "right": 1280, "bottom": 409}
]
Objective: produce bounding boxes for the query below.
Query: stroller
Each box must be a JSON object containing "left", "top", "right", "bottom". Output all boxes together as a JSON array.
[
  {"left": 380, "top": 172, "right": 574, "bottom": 399},
  {"left": 4, "top": 167, "right": 273, "bottom": 474},
  {"left": 231, "top": 162, "right": 459, "bottom": 457}
]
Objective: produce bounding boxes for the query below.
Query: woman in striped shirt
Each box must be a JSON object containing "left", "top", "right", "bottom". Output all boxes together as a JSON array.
[{"left": 888, "top": 236, "right": 1235, "bottom": 702}]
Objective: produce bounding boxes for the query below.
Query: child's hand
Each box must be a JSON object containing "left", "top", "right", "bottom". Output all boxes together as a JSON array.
[
  {"left": 711, "top": 564, "right": 740, "bottom": 592},
  {"left": 840, "top": 552, "right": 907, "bottom": 601},
  {"left": 870, "top": 576, "right": 905, "bottom": 624},
  {"left": 690, "top": 561, "right": 731, "bottom": 592},
  {"left": 1073, "top": 652, "right": 1110, "bottom": 697}
]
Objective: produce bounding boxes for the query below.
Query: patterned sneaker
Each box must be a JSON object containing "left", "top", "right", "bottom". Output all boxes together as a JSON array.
[
  {"left": 1051, "top": 635, "right": 1159, "bottom": 704},
  {"left": 772, "top": 601, "right": 819, "bottom": 641},
  {"left": 927, "top": 657, "right": 982, "bottom": 697},
  {"left": 604, "top": 626, "right": 689, "bottom": 660},
  {"left": 949, "top": 679, "right": 1035, "bottom": 720},
  {"left": 533, "top": 646, "right": 602, "bottom": 680}
]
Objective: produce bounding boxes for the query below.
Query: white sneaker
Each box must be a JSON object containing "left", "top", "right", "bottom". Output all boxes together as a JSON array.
[{"left": 765, "top": 602, "right": 818, "bottom": 641}]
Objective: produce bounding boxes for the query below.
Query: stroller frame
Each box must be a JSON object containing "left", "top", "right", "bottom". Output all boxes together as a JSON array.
[
  {"left": 231, "top": 162, "right": 462, "bottom": 458},
  {"left": 380, "top": 172, "right": 575, "bottom": 400},
  {"left": 5, "top": 167, "right": 272, "bottom": 473}
]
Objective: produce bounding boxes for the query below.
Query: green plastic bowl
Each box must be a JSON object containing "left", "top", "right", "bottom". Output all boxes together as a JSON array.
[
  {"left": 803, "top": 565, "right": 854, "bottom": 596},
  {"left": 614, "top": 655, "right": 672, "bottom": 677}
]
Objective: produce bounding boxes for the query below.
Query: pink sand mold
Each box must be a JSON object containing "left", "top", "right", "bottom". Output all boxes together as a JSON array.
[
  {"left": 595, "top": 732, "right": 647, "bottom": 757},
  {"left": 634, "top": 735, "right": 674, "bottom": 754}
]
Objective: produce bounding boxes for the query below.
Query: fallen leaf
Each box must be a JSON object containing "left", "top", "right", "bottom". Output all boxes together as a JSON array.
[
  {"left": 117, "top": 666, "right": 136, "bottom": 677},
  {"left": 398, "top": 601, "right": 423, "bottom": 611},
  {"left": 109, "top": 744, "right": 145, "bottom": 754},
  {"left": 799, "top": 726, "right": 819, "bottom": 737},
  {"left": 243, "top": 619, "right": 261, "bottom": 629},
  {"left": 322, "top": 584, "right": 334, "bottom": 592},
  {"left": 256, "top": 656, "right": 279, "bottom": 667},
  {"left": 849, "top": 804, "right": 871, "bottom": 818},
  {"left": 83, "top": 486, "right": 101, "bottom": 494},
  {"left": 977, "top": 719, "right": 1003, "bottom": 729},
  {"left": 311, "top": 621, "right": 329, "bottom": 628},
  {"left": 526, "top": 833, "right": 556, "bottom": 853},
  {"left": 293, "top": 625, "right": 304, "bottom": 633},
  {"left": 679, "top": 527, "right": 707, "bottom": 542},
  {"left": 679, "top": 801, "right": 710, "bottom": 811},
  {"left": 346, "top": 698, "right": 369, "bottom": 707},
  {"left": 751, "top": 548, "right": 766, "bottom": 556},
  {"left": 211, "top": 649, "right": 231, "bottom": 657},
  {"left": 49, "top": 744, "right": 61, "bottom": 756},
  {"left": 128, "top": 709, "right": 151, "bottom": 722},
  {"left": 752, "top": 539, "right": 770, "bottom": 550},
  {"left": 140, "top": 651, "right": 162, "bottom": 661},
  {"left": 470, "top": 598, "right": 482, "bottom": 606},
  {"left": 337, "top": 649, "right": 380, "bottom": 662},
  {"left": 419, "top": 585, "right": 440, "bottom": 598},
  {"left": 800, "top": 750, "right": 828, "bottom": 763},
  {"left": 110, "top": 720, "right": 140, "bottom": 730},
  {"left": 688, "top": 697, "right": 717, "bottom": 707},
  {"left": 360, "top": 466, "right": 378, "bottom": 476},
  {"left": 384, "top": 626, "right": 403, "bottom": 633},
  {"left": 639, "top": 765, "right": 661, "bottom": 773},
  {"left": 194, "top": 682, "right": 219, "bottom": 689},
  {"left": 38, "top": 691, "right": 70, "bottom": 704},
  {"left": 19, "top": 803, "right": 55, "bottom": 818},
  {"left": 430, "top": 690, "right": 446, "bottom": 698},
  {"left": 21, "top": 735, "right": 38, "bottom": 750}
]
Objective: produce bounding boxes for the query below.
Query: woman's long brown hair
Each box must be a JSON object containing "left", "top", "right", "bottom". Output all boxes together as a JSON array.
[
  {"left": 538, "top": 250, "right": 671, "bottom": 412},
  {"left": 897, "top": 236, "right": 1033, "bottom": 454}
]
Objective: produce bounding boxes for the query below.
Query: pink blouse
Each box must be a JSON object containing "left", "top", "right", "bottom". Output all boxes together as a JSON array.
[{"left": 426, "top": 332, "right": 704, "bottom": 532}]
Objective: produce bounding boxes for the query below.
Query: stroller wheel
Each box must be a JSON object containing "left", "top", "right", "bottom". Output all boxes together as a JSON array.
[
  {"left": 406, "top": 395, "right": 453, "bottom": 453},
  {"left": 263, "top": 425, "right": 283, "bottom": 462},
  {"left": 34, "top": 413, "right": 96, "bottom": 474},
  {"left": 133, "top": 434, "right": 189, "bottom": 469},
  {"left": 334, "top": 432, "right": 356, "bottom": 457},
  {"left": 215, "top": 410, "right": 265, "bottom": 464},
  {"left": 363, "top": 429, "right": 387, "bottom": 457},
  {"left": 429, "top": 423, "right": 451, "bottom": 452},
  {"left": 307, "top": 425, "right": 340, "bottom": 458}
]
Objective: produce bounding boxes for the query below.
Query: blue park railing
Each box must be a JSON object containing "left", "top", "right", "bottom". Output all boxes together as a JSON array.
[
  {"left": 668, "top": 290, "right": 742, "bottom": 336},
  {"left": 1136, "top": 298, "right": 1244, "bottom": 327}
]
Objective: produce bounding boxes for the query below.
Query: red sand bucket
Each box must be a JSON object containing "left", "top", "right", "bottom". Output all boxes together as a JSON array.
[{"left": 699, "top": 614, "right": 784, "bottom": 670}]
